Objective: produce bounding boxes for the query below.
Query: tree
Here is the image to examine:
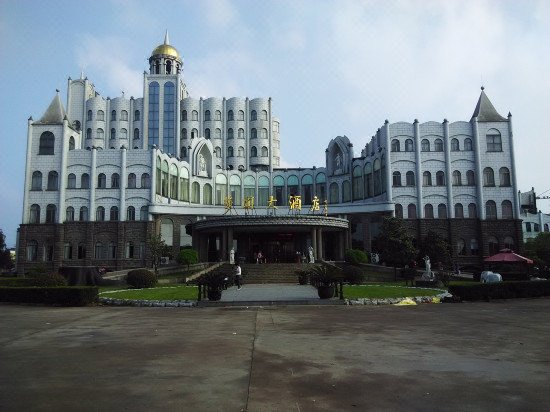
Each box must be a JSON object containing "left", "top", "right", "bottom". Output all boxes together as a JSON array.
[
  {"left": 417, "top": 231, "right": 451, "bottom": 269},
  {"left": 523, "top": 232, "right": 550, "bottom": 271},
  {"left": 0, "top": 229, "right": 13, "bottom": 270},
  {"left": 148, "top": 234, "right": 168, "bottom": 275},
  {"left": 178, "top": 248, "right": 199, "bottom": 271},
  {"left": 372, "top": 218, "right": 417, "bottom": 267}
]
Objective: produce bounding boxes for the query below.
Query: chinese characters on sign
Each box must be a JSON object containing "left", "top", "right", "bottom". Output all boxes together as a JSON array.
[
  {"left": 223, "top": 196, "right": 236, "bottom": 215},
  {"left": 267, "top": 196, "right": 278, "bottom": 215},
  {"left": 289, "top": 195, "right": 302, "bottom": 214},
  {"left": 243, "top": 196, "right": 255, "bottom": 216},
  {"left": 310, "top": 196, "right": 320, "bottom": 213}
]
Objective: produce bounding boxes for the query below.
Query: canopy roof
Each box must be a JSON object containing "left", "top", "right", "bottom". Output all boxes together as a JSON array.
[{"left": 484, "top": 249, "right": 533, "bottom": 264}]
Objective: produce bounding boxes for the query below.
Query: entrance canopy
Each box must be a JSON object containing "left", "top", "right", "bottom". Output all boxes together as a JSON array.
[{"left": 484, "top": 249, "right": 533, "bottom": 264}]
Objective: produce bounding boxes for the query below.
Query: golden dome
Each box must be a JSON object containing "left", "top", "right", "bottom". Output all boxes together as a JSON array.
[{"left": 151, "top": 43, "right": 180, "bottom": 60}]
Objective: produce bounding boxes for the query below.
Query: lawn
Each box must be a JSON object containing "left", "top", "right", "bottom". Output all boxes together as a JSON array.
[
  {"left": 343, "top": 284, "right": 444, "bottom": 299},
  {"left": 100, "top": 285, "right": 198, "bottom": 301}
]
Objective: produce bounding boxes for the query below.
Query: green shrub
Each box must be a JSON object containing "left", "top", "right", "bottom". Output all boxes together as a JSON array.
[
  {"left": 345, "top": 249, "right": 369, "bottom": 265},
  {"left": 126, "top": 269, "right": 157, "bottom": 289},
  {"left": 0, "top": 286, "right": 98, "bottom": 306},
  {"left": 30, "top": 273, "right": 67, "bottom": 287},
  {"left": 310, "top": 265, "right": 343, "bottom": 287},
  {"left": 26, "top": 264, "right": 50, "bottom": 278},
  {"left": 343, "top": 265, "right": 365, "bottom": 284},
  {"left": 295, "top": 269, "right": 310, "bottom": 285},
  {"left": 178, "top": 248, "right": 199, "bottom": 269}
]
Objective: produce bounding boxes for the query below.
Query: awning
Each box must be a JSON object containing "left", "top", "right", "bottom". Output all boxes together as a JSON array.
[{"left": 484, "top": 249, "right": 534, "bottom": 264}]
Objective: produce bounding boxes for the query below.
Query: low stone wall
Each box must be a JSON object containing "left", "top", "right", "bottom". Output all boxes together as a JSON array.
[{"left": 103, "top": 262, "right": 211, "bottom": 281}]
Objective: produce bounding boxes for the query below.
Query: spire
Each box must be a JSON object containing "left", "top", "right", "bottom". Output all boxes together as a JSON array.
[
  {"left": 471, "top": 87, "right": 507, "bottom": 122},
  {"left": 164, "top": 30, "right": 170, "bottom": 45},
  {"left": 38, "top": 92, "right": 67, "bottom": 124}
]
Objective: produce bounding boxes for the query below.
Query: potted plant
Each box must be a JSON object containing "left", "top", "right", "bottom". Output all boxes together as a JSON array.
[
  {"left": 198, "top": 271, "right": 227, "bottom": 301},
  {"left": 295, "top": 269, "right": 310, "bottom": 285},
  {"left": 310, "top": 265, "right": 343, "bottom": 299}
]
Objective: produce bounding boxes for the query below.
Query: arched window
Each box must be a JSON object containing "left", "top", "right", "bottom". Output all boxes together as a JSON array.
[
  {"left": 204, "top": 110, "right": 211, "bottom": 121},
  {"left": 127, "top": 173, "right": 136, "bottom": 188},
  {"left": 69, "top": 136, "right": 75, "bottom": 150},
  {"left": 227, "top": 110, "right": 234, "bottom": 121},
  {"left": 405, "top": 139, "right": 414, "bottom": 152},
  {"left": 391, "top": 139, "right": 400, "bottom": 152},
  {"left": 408, "top": 203, "right": 417, "bottom": 219},
  {"left": 483, "top": 167, "right": 495, "bottom": 186},
  {"left": 86, "top": 128, "right": 92, "bottom": 139},
  {"left": 79, "top": 206, "right": 88, "bottom": 221},
  {"left": 251, "top": 110, "right": 257, "bottom": 121},
  {"left": 434, "top": 138, "right": 443, "bottom": 152},
  {"left": 499, "top": 167, "right": 511, "bottom": 186},
  {"left": 133, "top": 128, "right": 140, "bottom": 140},
  {"left": 66, "top": 206, "right": 75, "bottom": 222},
  {"left": 39, "top": 132, "right": 55, "bottom": 155},
  {"left": 488, "top": 236, "right": 499, "bottom": 255},
  {"left": 451, "top": 138, "right": 459, "bottom": 151},
  {"left": 215, "top": 128, "right": 221, "bottom": 139},
  {"left": 227, "top": 146, "right": 234, "bottom": 157},
  {"left": 179, "top": 167, "right": 190, "bottom": 201},
  {"left": 97, "top": 110, "right": 105, "bottom": 121},
  {"left": 287, "top": 175, "right": 299, "bottom": 196},
  {"left": 392, "top": 171, "right": 401, "bottom": 186},
  {"left": 126, "top": 206, "right": 135, "bottom": 221},
  {"left": 237, "top": 146, "right": 244, "bottom": 157},
  {"left": 261, "top": 146, "right": 268, "bottom": 157},
  {"left": 251, "top": 128, "right": 257, "bottom": 139},
  {"left": 87, "top": 110, "right": 93, "bottom": 121},
  {"left": 29, "top": 204, "right": 40, "bottom": 223},
  {"left": 215, "top": 110, "right": 221, "bottom": 121},
  {"left": 238, "top": 110, "right": 244, "bottom": 120},
  {"left": 94, "top": 242, "right": 104, "bottom": 259},
  {"left": 452, "top": 170, "right": 461, "bottom": 186},
  {"left": 27, "top": 240, "right": 38, "bottom": 261},
  {"left": 203, "top": 183, "right": 213, "bottom": 205},
  {"left": 502, "top": 200, "right": 513, "bottom": 219},
  {"left": 120, "top": 128, "right": 127, "bottom": 139},
  {"left": 273, "top": 175, "right": 285, "bottom": 206},
  {"left": 140, "top": 205, "right": 148, "bottom": 220},
  {"left": 227, "top": 128, "right": 234, "bottom": 139},
  {"left": 111, "top": 110, "right": 116, "bottom": 121},
  {"left": 261, "top": 110, "right": 268, "bottom": 120},
  {"left": 364, "top": 163, "right": 373, "bottom": 197},
  {"left": 300, "top": 174, "right": 313, "bottom": 204},
  {"left": 67, "top": 173, "right": 76, "bottom": 189},
  {"left": 422, "top": 171, "right": 432, "bottom": 186},
  {"left": 406, "top": 171, "right": 415, "bottom": 186},
  {"left": 96, "top": 206, "right": 105, "bottom": 221},
  {"left": 181, "top": 110, "right": 187, "bottom": 121},
  {"left": 141, "top": 173, "right": 150, "bottom": 188},
  {"left": 436, "top": 171, "right": 445, "bottom": 186},
  {"left": 373, "top": 159, "right": 381, "bottom": 195},
  {"left": 351, "top": 166, "right": 363, "bottom": 200},
  {"left": 503, "top": 236, "right": 514, "bottom": 250},
  {"left": 169, "top": 164, "right": 178, "bottom": 199},
  {"left": 250, "top": 147, "right": 258, "bottom": 158},
  {"left": 395, "top": 203, "right": 403, "bottom": 218},
  {"left": 180, "top": 146, "right": 187, "bottom": 158},
  {"left": 229, "top": 175, "right": 242, "bottom": 205},
  {"left": 97, "top": 173, "right": 106, "bottom": 189},
  {"left": 438, "top": 203, "right": 447, "bottom": 219},
  {"left": 205, "top": 128, "right": 210, "bottom": 139},
  {"left": 134, "top": 110, "right": 140, "bottom": 121},
  {"left": 125, "top": 241, "right": 135, "bottom": 258},
  {"left": 121, "top": 110, "right": 128, "bottom": 121},
  {"left": 455, "top": 203, "right": 464, "bottom": 218},
  {"left": 457, "top": 238, "right": 466, "bottom": 255},
  {"left": 214, "top": 147, "right": 221, "bottom": 158},
  {"left": 342, "top": 180, "right": 351, "bottom": 202},
  {"left": 237, "top": 128, "right": 244, "bottom": 139},
  {"left": 421, "top": 139, "right": 430, "bottom": 152},
  {"left": 31, "top": 171, "right": 42, "bottom": 191},
  {"left": 97, "top": 128, "right": 104, "bottom": 141},
  {"left": 111, "top": 173, "right": 120, "bottom": 188},
  {"left": 486, "top": 130, "right": 502, "bottom": 151},
  {"left": 46, "top": 204, "right": 56, "bottom": 223},
  {"left": 485, "top": 200, "right": 497, "bottom": 220},
  {"left": 464, "top": 138, "right": 473, "bottom": 151},
  {"left": 468, "top": 203, "right": 477, "bottom": 218},
  {"left": 466, "top": 170, "right": 475, "bottom": 186},
  {"left": 47, "top": 171, "right": 59, "bottom": 190},
  {"left": 329, "top": 182, "right": 339, "bottom": 204},
  {"left": 470, "top": 238, "right": 479, "bottom": 255},
  {"left": 192, "top": 110, "right": 198, "bottom": 121},
  {"left": 424, "top": 204, "right": 434, "bottom": 218},
  {"left": 110, "top": 206, "right": 119, "bottom": 221},
  {"left": 261, "top": 128, "right": 267, "bottom": 139},
  {"left": 79, "top": 173, "right": 89, "bottom": 189}
]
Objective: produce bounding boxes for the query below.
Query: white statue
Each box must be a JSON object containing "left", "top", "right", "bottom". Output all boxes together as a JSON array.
[
  {"left": 229, "top": 248, "right": 235, "bottom": 265},
  {"left": 371, "top": 252, "right": 379, "bottom": 264},
  {"left": 308, "top": 246, "right": 314, "bottom": 263},
  {"left": 335, "top": 153, "right": 342, "bottom": 170},
  {"left": 199, "top": 154, "right": 206, "bottom": 172},
  {"left": 422, "top": 255, "right": 434, "bottom": 280}
]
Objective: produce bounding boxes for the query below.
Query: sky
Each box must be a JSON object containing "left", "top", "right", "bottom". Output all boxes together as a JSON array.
[{"left": 1, "top": 0, "right": 549, "bottom": 247}]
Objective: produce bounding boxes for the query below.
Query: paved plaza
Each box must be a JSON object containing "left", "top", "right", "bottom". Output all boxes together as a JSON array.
[{"left": 1, "top": 298, "right": 549, "bottom": 411}]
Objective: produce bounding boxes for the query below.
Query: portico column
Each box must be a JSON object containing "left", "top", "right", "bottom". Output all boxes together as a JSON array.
[
  {"left": 221, "top": 229, "right": 227, "bottom": 261},
  {"left": 227, "top": 227, "right": 234, "bottom": 258},
  {"left": 311, "top": 227, "right": 317, "bottom": 261},
  {"left": 339, "top": 231, "right": 345, "bottom": 260},
  {"left": 317, "top": 228, "right": 323, "bottom": 261}
]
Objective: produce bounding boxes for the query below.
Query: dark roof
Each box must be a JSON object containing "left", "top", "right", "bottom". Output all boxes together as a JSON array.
[{"left": 471, "top": 89, "right": 507, "bottom": 122}]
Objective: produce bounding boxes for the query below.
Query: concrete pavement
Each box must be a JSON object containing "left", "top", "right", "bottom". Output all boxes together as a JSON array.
[{"left": 1, "top": 299, "right": 549, "bottom": 411}]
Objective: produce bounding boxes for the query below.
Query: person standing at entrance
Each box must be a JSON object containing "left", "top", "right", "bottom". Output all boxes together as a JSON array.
[{"left": 235, "top": 263, "right": 242, "bottom": 290}]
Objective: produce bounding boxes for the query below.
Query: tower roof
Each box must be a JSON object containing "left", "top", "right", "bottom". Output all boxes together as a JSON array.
[
  {"left": 37, "top": 91, "right": 67, "bottom": 124},
  {"left": 151, "top": 30, "right": 181, "bottom": 61},
  {"left": 471, "top": 87, "right": 507, "bottom": 122}
]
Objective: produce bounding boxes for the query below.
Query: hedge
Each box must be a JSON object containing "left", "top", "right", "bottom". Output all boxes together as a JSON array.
[
  {"left": 448, "top": 280, "right": 550, "bottom": 301},
  {"left": 0, "top": 286, "right": 99, "bottom": 306}
]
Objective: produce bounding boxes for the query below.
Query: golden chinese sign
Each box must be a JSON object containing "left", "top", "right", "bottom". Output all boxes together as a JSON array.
[
  {"left": 323, "top": 199, "right": 328, "bottom": 217},
  {"left": 267, "top": 195, "right": 278, "bottom": 215},
  {"left": 289, "top": 195, "right": 302, "bottom": 214},
  {"left": 243, "top": 196, "right": 255, "bottom": 215},
  {"left": 309, "top": 196, "right": 320, "bottom": 213},
  {"left": 223, "top": 195, "right": 236, "bottom": 215}
]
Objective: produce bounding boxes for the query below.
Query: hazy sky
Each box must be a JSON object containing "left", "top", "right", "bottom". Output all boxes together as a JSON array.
[{"left": 1, "top": 0, "right": 549, "bottom": 247}]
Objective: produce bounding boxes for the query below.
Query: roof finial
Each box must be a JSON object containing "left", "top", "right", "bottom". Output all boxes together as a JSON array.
[
  {"left": 164, "top": 30, "right": 170, "bottom": 45},
  {"left": 56, "top": 89, "right": 60, "bottom": 94},
  {"left": 80, "top": 69, "right": 84, "bottom": 80},
  {"left": 481, "top": 85, "right": 485, "bottom": 91}
]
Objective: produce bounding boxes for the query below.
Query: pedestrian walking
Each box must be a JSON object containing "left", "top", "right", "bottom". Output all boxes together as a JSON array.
[{"left": 235, "top": 263, "right": 242, "bottom": 290}]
